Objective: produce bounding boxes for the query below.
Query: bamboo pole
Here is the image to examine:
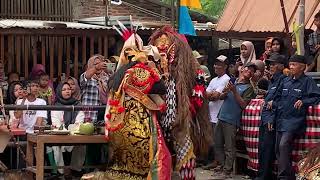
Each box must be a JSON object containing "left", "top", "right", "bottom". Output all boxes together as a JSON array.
[
  {"left": 298, "top": 0, "right": 305, "bottom": 55},
  {"left": 171, "top": 0, "right": 175, "bottom": 27}
]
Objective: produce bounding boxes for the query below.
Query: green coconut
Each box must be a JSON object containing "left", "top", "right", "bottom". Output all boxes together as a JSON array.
[{"left": 79, "top": 122, "right": 94, "bottom": 135}]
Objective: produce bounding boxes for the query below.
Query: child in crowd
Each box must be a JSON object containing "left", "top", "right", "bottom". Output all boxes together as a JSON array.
[
  {"left": 38, "top": 73, "right": 55, "bottom": 105},
  {"left": 259, "top": 37, "right": 273, "bottom": 61},
  {"left": 7, "top": 72, "right": 20, "bottom": 84},
  {"left": 271, "top": 37, "right": 288, "bottom": 59}
]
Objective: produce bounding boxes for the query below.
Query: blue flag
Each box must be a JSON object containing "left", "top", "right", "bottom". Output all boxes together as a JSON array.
[{"left": 178, "top": 6, "right": 196, "bottom": 36}]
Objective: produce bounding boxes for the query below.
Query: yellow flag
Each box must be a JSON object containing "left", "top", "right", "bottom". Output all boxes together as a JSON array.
[
  {"left": 180, "top": 0, "right": 202, "bottom": 9},
  {"left": 292, "top": 20, "right": 302, "bottom": 55}
]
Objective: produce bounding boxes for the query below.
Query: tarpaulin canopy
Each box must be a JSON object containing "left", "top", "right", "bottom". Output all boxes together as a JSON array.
[{"left": 216, "top": 0, "right": 320, "bottom": 38}]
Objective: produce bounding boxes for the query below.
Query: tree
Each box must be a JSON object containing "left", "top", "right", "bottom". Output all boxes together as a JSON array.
[
  {"left": 200, "top": 0, "right": 226, "bottom": 18},
  {"left": 160, "top": 0, "right": 227, "bottom": 18}
]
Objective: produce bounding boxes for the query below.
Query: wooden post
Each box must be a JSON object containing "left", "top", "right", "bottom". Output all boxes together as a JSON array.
[
  {"left": 90, "top": 36, "right": 94, "bottom": 56},
  {"left": 49, "top": 37, "right": 54, "bottom": 79},
  {"left": 98, "top": 37, "right": 102, "bottom": 55},
  {"left": 16, "top": 36, "right": 21, "bottom": 73},
  {"left": 104, "top": 36, "right": 108, "bottom": 58},
  {"left": 66, "top": 37, "right": 71, "bottom": 77},
  {"left": 280, "top": 0, "right": 290, "bottom": 33},
  {"left": 17, "top": 0, "right": 21, "bottom": 18},
  {"left": 32, "top": 36, "right": 37, "bottom": 66},
  {"left": 41, "top": 36, "right": 46, "bottom": 66},
  {"left": 8, "top": 35, "right": 13, "bottom": 73},
  {"left": 82, "top": 36, "right": 87, "bottom": 68},
  {"left": 228, "top": 38, "right": 233, "bottom": 59},
  {"left": 74, "top": 37, "right": 79, "bottom": 78},
  {"left": 24, "top": 36, "right": 29, "bottom": 79},
  {"left": 0, "top": 36, "right": 4, "bottom": 76},
  {"left": 30, "top": 0, "right": 34, "bottom": 15},
  {"left": 298, "top": 0, "right": 305, "bottom": 55},
  {"left": 58, "top": 37, "right": 63, "bottom": 76}
]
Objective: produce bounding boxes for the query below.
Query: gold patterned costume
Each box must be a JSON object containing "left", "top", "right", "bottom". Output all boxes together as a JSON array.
[
  {"left": 107, "top": 99, "right": 154, "bottom": 179},
  {"left": 104, "top": 58, "right": 171, "bottom": 179},
  {"left": 81, "top": 29, "right": 172, "bottom": 179}
]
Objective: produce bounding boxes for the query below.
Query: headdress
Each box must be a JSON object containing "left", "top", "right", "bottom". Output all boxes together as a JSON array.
[{"left": 113, "top": 17, "right": 160, "bottom": 69}]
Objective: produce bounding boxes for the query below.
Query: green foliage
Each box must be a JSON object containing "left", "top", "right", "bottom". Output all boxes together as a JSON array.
[
  {"left": 200, "top": 0, "right": 227, "bottom": 18},
  {"left": 160, "top": 0, "right": 227, "bottom": 18}
]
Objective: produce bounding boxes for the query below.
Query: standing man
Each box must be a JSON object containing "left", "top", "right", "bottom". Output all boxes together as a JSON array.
[
  {"left": 80, "top": 55, "right": 110, "bottom": 123},
  {"left": 204, "top": 55, "right": 230, "bottom": 169},
  {"left": 214, "top": 63, "right": 256, "bottom": 178},
  {"left": 256, "top": 54, "right": 286, "bottom": 180},
  {"left": 275, "top": 55, "right": 320, "bottom": 180},
  {"left": 80, "top": 55, "right": 111, "bottom": 167}
]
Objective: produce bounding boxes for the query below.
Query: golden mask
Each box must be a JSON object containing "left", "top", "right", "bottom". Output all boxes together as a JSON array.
[
  {"left": 124, "top": 48, "right": 148, "bottom": 63},
  {"left": 154, "top": 34, "right": 172, "bottom": 53}
]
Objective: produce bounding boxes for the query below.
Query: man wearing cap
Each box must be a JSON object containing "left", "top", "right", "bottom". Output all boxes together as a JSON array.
[
  {"left": 255, "top": 54, "right": 286, "bottom": 180},
  {"left": 274, "top": 55, "right": 320, "bottom": 180},
  {"left": 204, "top": 55, "right": 230, "bottom": 169},
  {"left": 251, "top": 60, "right": 268, "bottom": 97},
  {"left": 193, "top": 50, "right": 207, "bottom": 65},
  {"left": 193, "top": 50, "right": 211, "bottom": 80},
  {"left": 213, "top": 62, "right": 256, "bottom": 178}
]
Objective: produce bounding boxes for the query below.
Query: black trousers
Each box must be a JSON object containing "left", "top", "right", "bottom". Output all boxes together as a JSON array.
[
  {"left": 256, "top": 124, "right": 276, "bottom": 180},
  {"left": 275, "top": 132, "right": 296, "bottom": 180}
]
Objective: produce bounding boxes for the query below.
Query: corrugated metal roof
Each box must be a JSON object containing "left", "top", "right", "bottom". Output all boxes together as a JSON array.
[
  {"left": 0, "top": 19, "right": 214, "bottom": 35},
  {"left": 78, "top": 16, "right": 215, "bottom": 31},
  {"left": 0, "top": 19, "right": 112, "bottom": 29},
  {"left": 216, "top": 0, "right": 320, "bottom": 33}
]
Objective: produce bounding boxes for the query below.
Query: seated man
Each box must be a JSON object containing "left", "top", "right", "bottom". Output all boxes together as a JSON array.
[{"left": 14, "top": 79, "right": 47, "bottom": 134}]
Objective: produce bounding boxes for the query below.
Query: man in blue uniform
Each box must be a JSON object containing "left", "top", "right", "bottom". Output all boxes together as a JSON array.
[
  {"left": 256, "top": 54, "right": 286, "bottom": 180},
  {"left": 275, "top": 55, "right": 320, "bottom": 180}
]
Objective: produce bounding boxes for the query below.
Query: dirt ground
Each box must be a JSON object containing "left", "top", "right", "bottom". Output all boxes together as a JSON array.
[
  {"left": 0, "top": 168, "right": 252, "bottom": 180},
  {"left": 196, "top": 168, "right": 251, "bottom": 180}
]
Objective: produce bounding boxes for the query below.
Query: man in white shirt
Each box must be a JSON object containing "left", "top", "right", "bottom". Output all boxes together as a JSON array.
[
  {"left": 204, "top": 55, "right": 230, "bottom": 169},
  {"left": 15, "top": 79, "right": 47, "bottom": 133}
]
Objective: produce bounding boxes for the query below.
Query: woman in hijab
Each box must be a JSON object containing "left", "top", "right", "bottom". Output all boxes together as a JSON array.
[
  {"left": 30, "top": 64, "right": 46, "bottom": 80},
  {"left": 48, "top": 82, "right": 85, "bottom": 175},
  {"left": 52, "top": 82, "right": 83, "bottom": 128},
  {"left": 259, "top": 37, "right": 273, "bottom": 61},
  {"left": 236, "top": 41, "right": 257, "bottom": 72},
  {"left": 239, "top": 41, "right": 257, "bottom": 65},
  {"left": 66, "top": 77, "right": 81, "bottom": 101}
]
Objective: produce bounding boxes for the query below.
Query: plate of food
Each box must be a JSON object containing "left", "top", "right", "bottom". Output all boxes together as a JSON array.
[{"left": 50, "top": 129, "right": 70, "bottom": 135}]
